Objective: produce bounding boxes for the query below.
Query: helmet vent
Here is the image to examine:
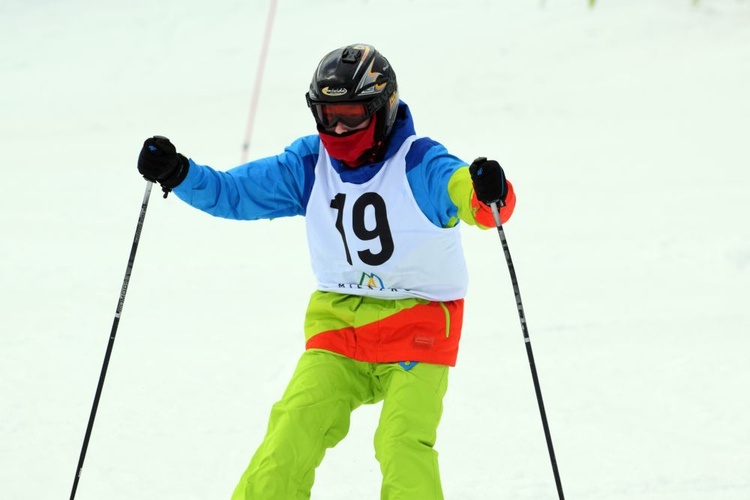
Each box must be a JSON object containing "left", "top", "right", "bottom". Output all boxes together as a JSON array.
[{"left": 341, "top": 47, "right": 362, "bottom": 64}]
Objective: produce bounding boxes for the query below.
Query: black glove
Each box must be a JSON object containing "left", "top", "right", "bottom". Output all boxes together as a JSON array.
[
  {"left": 137, "top": 136, "right": 189, "bottom": 194},
  {"left": 469, "top": 157, "right": 507, "bottom": 205}
]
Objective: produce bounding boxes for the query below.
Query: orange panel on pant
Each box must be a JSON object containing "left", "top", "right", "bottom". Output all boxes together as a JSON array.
[{"left": 306, "top": 299, "right": 464, "bottom": 366}]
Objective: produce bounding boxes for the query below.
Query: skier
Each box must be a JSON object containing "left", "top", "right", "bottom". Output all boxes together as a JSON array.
[{"left": 137, "top": 43, "right": 515, "bottom": 499}]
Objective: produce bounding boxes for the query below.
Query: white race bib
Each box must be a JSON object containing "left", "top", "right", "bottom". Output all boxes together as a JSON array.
[{"left": 305, "top": 136, "right": 468, "bottom": 301}]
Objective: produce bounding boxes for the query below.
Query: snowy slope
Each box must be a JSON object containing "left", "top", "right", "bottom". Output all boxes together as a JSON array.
[{"left": 1, "top": 0, "right": 749, "bottom": 499}]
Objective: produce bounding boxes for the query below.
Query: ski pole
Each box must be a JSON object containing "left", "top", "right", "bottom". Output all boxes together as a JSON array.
[
  {"left": 490, "top": 201, "right": 565, "bottom": 500},
  {"left": 70, "top": 181, "right": 154, "bottom": 500}
]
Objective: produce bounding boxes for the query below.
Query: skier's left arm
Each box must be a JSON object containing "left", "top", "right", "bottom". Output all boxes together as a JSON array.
[{"left": 407, "top": 139, "right": 515, "bottom": 229}]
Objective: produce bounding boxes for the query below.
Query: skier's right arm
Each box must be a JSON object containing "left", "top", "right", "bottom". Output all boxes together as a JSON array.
[{"left": 137, "top": 135, "right": 320, "bottom": 220}]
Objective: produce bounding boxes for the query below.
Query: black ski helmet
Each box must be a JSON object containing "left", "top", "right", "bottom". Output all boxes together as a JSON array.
[{"left": 306, "top": 44, "right": 399, "bottom": 145}]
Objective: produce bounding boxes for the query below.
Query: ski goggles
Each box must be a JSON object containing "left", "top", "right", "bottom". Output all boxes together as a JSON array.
[{"left": 309, "top": 102, "right": 372, "bottom": 130}]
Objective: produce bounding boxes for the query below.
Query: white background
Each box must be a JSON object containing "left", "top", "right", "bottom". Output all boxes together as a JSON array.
[{"left": 2, "top": 0, "right": 749, "bottom": 498}]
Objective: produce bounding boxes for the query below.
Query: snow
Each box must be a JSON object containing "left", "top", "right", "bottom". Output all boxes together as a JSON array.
[{"left": 2, "top": 0, "right": 749, "bottom": 498}]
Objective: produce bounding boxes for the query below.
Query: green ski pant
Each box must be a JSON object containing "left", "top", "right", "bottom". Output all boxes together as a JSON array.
[{"left": 232, "top": 349, "right": 449, "bottom": 499}]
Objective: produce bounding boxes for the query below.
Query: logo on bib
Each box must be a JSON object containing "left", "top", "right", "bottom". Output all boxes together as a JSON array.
[
  {"left": 359, "top": 272, "right": 384, "bottom": 288},
  {"left": 336, "top": 272, "right": 412, "bottom": 294}
]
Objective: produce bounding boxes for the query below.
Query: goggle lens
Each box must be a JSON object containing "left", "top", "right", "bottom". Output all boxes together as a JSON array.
[{"left": 313, "top": 103, "right": 370, "bottom": 129}]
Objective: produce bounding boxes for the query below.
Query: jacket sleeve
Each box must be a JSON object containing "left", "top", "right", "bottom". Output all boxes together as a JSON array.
[
  {"left": 172, "top": 136, "right": 320, "bottom": 220},
  {"left": 406, "top": 138, "right": 515, "bottom": 229}
]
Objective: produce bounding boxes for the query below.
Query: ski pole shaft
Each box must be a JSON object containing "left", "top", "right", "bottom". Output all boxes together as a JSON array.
[
  {"left": 70, "top": 181, "right": 154, "bottom": 500},
  {"left": 490, "top": 202, "right": 565, "bottom": 500}
]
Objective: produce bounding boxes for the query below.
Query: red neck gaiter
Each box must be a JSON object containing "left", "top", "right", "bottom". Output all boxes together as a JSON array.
[{"left": 319, "top": 115, "right": 378, "bottom": 167}]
